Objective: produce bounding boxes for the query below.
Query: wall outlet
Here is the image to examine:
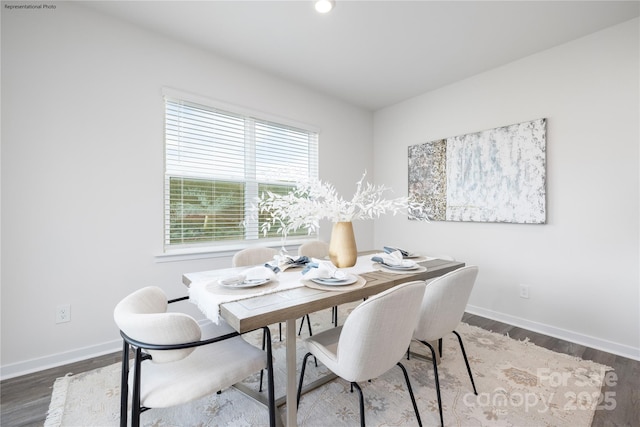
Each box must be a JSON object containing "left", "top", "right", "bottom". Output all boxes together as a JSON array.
[
  {"left": 519, "top": 284, "right": 530, "bottom": 299},
  {"left": 56, "top": 304, "right": 71, "bottom": 323}
]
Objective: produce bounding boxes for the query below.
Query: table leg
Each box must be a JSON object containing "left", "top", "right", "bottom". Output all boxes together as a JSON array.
[{"left": 285, "top": 318, "right": 297, "bottom": 426}]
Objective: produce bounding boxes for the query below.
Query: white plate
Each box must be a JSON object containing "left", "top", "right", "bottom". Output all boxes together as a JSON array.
[
  {"left": 381, "top": 263, "right": 419, "bottom": 271},
  {"left": 219, "top": 278, "right": 271, "bottom": 288},
  {"left": 311, "top": 274, "right": 358, "bottom": 286}
]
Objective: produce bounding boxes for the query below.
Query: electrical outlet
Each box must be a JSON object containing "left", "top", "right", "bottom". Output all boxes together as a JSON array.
[
  {"left": 56, "top": 304, "right": 71, "bottom": 323},
  {"left": 519, "top": 284, "right": 530, "bottom": 299}
]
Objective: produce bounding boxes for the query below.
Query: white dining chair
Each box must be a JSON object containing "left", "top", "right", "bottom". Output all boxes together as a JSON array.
[
  {"left": 423, "top": 254, "right": 454, "bottom": 357},
  {"left": 297, "top": 240, "right": 330, "bottom": 259},
  {"left": 113, "top": 286, "right": 275, "bottom": 427},
  {"left": 411, "top": 265, "right": 479, "bottom": 427},
  {"left": 297, "top": 280, "right": 427, "bottom": 427},
  {"left": 232, "top": 246, "right": 279, "bottom": 268}
]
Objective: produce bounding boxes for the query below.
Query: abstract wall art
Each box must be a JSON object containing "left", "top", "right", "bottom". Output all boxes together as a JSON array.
[{"left": 409, "top": 118, "right": 546, "bottom": 224}]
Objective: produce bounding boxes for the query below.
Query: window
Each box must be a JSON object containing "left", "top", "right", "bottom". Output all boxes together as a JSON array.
[{"left": 164, "top": 91, "right": 319, "bottom": 251}]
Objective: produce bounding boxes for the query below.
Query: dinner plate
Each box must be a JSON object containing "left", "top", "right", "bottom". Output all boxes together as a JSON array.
[
  {"left": 380, "top": 263, "right": 419, "bottom": 271},
  {"left": 219, "top": 278, "right": 271, "bottom": 288},
  {"left": 311, "top": 274, "right": 358, "bottom": 286}
]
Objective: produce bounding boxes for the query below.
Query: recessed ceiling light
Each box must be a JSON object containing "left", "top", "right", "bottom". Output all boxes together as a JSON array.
[{"left": 315, "top": 0, "right": 335, "bottom": 14}]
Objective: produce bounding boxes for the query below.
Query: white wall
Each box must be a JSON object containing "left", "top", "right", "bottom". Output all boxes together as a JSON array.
[
  {"left": 0, "top": 3, "right": 373, "bottom": 377},
  {"left": 373, "top": 18, "right": 640, "bottom": 360}
]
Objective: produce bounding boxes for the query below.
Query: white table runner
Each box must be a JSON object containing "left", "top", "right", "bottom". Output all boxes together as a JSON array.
[{"left": 189, "top": 254, "right": 378, "bottom": 323}]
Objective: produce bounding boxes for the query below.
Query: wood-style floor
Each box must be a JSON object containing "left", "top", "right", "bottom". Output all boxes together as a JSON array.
[{"left": 1, "top": 314, "right": 638, "bottom": 427}]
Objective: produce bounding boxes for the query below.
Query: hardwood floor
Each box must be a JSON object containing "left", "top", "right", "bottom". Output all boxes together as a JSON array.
[
  {"left": 1, "top": 315, "right": 638, "bottom": 426},
  {"left": 1, "top": 352, "right": 122, "bottom": 427}
]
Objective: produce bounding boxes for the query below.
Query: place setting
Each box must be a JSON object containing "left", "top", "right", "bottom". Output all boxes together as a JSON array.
[
  {"left": 371, "top": 247, "right": 428, "bottom": 274},
  {"left": 383, "top": 245, "right": 430, "bottom": 263},
  {"left": 265, "top": 252, "right": 311, "bottom": 273},
  {"left": 301, "top": 259, "right": 366, "bottom": 291},
  {"left": 213, "top": 250, "right": 311, "bottom": 293},
  {"left": 213, "top": 266, "right": 280, "bottom": 294}
]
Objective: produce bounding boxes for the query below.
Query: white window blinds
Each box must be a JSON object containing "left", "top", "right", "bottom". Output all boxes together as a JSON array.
[{"left": 164, "top": 95, "right": 319, "bottom": 249}]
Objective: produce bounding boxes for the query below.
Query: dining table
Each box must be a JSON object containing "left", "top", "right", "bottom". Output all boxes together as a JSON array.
[{"left": 182, "top": 250, "right": 464, "bottom": 427}]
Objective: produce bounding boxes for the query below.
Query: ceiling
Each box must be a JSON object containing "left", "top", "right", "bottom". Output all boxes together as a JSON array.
[{"left": 84, "top": 1, "right": 639, "bottom": 111}]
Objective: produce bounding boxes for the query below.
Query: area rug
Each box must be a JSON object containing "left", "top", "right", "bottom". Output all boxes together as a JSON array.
[{"left": 46, "top": 305, "right": 612, "bottom": 426}]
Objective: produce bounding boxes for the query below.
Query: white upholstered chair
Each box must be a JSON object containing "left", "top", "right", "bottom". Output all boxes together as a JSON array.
[
  {"left": 411, "top": 265, "right": 479, "bottom": 427},
  {"left": 297, "top": 281, "right": 427, "bottom": 427},
  {"left": 424, "top": 254, "right": 454, "bottom": 357},
  {"left": 297, "top": 240, "right": 330, "bottom": 259},
  {"left": 231, "top": 246, "right": 279, "bottom": 268},
  {"left": 113, "top": 286, "right": 275, "bottom": 427}
]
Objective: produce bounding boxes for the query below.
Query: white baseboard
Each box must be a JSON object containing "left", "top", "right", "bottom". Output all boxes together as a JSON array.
[
  {"left": 0, "top": 339, "right": 122, "bottom": 381},
  {"left": 465, "top": 304, "right": 640, "bottom": 362},
  {"left": 3, "top": 308, "right": 638, "bottom": 380},
  {"left": 0, "top": 319, "right": 213, "bottom": 380}
]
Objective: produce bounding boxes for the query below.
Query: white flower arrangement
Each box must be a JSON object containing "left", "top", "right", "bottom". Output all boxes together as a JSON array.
[{"left": 258, "top": 171, "right": 429, "bottom": 238}]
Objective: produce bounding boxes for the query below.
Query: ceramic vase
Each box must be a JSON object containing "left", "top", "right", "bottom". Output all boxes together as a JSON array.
[{"left": 329, "top": 221, "right": 357, "bottom": 267}]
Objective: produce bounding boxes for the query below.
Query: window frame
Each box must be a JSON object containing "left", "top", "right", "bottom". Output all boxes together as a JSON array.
[{"left": 161, "top": 88, "right": 319, "bottom": 256}]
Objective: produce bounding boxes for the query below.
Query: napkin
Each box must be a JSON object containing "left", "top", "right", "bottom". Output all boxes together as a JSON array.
[
  {"left": 383, "top": 246, "right": 414, "bottom": 258},
  {"left": 266, "top": 255, "right": 311, "bottom": 273},
  {"left": 372, "top": 250, "right": 418, "bottom": 268},
  {"left": 219, "top": 266, "right": 277, "bottom": 285},
  {"left": 302, "top": 260, "right": 347, "bottom": 280},
  {"left": 281, "top": 255, "right": 310, "bottom": 269}
]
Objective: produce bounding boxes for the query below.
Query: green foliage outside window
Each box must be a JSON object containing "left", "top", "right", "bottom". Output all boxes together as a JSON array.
[
  {"left": 169, "top": 179, "right": 307, "bottom": 244},
  {"left": 169, "top": 178, "right": 245, "bottom": 244}
]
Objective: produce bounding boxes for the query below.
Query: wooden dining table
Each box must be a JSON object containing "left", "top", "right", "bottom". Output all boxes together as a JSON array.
[{"left": 183, "top": 251, "right": 464, "bottom": 427}]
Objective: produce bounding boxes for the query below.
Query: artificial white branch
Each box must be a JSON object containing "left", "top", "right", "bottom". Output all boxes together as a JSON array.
[{"left": 258, "top": 171, "right": 429, "bottom": 238}]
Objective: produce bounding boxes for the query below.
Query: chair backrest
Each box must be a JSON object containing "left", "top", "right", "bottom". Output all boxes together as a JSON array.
[
  {"left": 298, "top": 241, "right": 330, "bottom": 259},
  {"left": 113, "top": 286, "right": 201, "bottom": 363},
  {"left": 232, "top": 247, "right": 278, "bottom": 267},
  {"left": 414, "top": 265, "right": 479, "bottom": 342},
  {"left": 337, "top": 281, "right": 426, "bottom": 382}
]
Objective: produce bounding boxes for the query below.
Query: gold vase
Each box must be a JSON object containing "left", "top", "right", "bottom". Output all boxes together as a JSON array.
[{"left": 329, "top": 221, "right": 358, "bottom": 268}]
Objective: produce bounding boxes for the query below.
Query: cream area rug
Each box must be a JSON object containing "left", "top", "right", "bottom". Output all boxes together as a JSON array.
[{"left": 46, "top": 304, "right": 612, "bottom": 426}]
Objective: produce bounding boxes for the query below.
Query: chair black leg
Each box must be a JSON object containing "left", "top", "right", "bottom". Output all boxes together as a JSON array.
[
  {"left": 351, "top": 382, "right": 365, "bottom": 427},
  {"left": 298, "top": 314, "right": 314, "bottom": 336},
  {"left": 332, "top": 306, "right": 338, "bottom": 327},
  {"left": 131, "top": 347, "right": 143, "bottom": 427},
  {"left": 259, "top": 328, "right": 267, "bottom": 392},
  {"left": 453, "top": 330, "right": 477, "bottom": 395},
  {"left": 306, "top": 314, "right": 313, "bottom": 336},
  {"left": 119, "top": 341, "right": 129, "bottom": 427},
  {"left": 296, "top": 352, "right": 314, "bottom": 408},
  {"left": 397, "top": 362, "right": 422, "bottom": 426},
  {"left": 438, "top": 338, "right": 443, "bottom": 358},
  {"left": 279, "top": 322, "right": 282, "bottom": 341},
  {"left": 263, "top": 327, "right": 276, "bottom": 427},
  {"left": 420, "top": 340, "right": 444, "bottom": 427}
]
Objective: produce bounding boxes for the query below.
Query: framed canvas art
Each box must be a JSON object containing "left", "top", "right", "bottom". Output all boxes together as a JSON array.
[{"left": 408, "top": 118, "right": 546, "bottom": 224}]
